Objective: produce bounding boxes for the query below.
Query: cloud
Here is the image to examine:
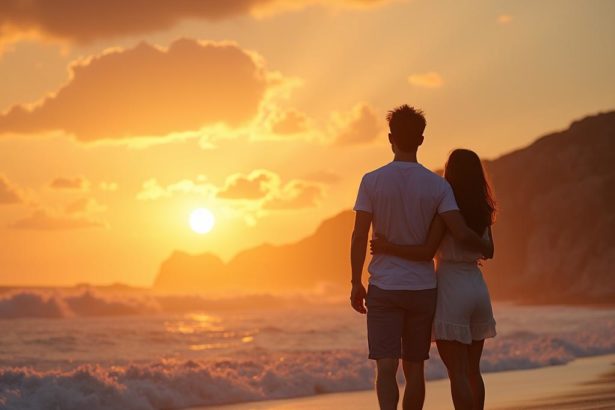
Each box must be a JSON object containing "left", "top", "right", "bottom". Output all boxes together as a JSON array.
[
  {"left": 136, "top": 177, "right": 214, "bottom": 201},
  {"left": 497, "top": 15, "right": 513, "bottom": 24},
  {"left": 332, "top": 103, "right": 383, "bottom": 145},
  {"left": 8, "top": 210, "right": 105, "bottom": 230},
  {"left": 268, "top": 109, "right": 310, "bottom": 135},
  {"left": 50, "top": 176, "right": 89, "bottom": 191},
  {"left": 0, "top": 1, "right": 391, "bottom": 45},
  {"left": 0, "top": 39, "right": 274, "bottom": 142},
  {"left": 216, "top": 170, "right": 323, "bottom": 209},
  {"left": 64, "top": 197, "right": 107, "bottom": 215},
  {"left": 0, "top": 174, "right": 23, "bottom": 204},
  {"left": 136, "top": 179, "right": 170, "bottom": 201},
  {"left": 218, "top": 170, "right": 274, "bottom": 200},
  {"left": 99, "top": 181, "right": 119, "bottom": 191},
  {"left": 408, "top": 71, "right": 443, "bottom": 88},
  {"left": 263, "top": 180, "right": 323, "bottom": 210},
  {"left": 136, "top": 170, "right": 323, "bottom": 211}
]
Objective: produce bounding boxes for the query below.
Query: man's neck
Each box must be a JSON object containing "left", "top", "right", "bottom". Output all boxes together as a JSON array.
[{"left": 393, "top": 151, "right": 418, "bottom": 163}]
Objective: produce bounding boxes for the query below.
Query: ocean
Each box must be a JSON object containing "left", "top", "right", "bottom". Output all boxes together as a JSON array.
[{"left": 0, "top": 289, "right": 613, "bottom": 409}]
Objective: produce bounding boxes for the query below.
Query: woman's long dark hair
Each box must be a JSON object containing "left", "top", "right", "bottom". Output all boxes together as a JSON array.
[{"left": 444, "top": 149, "right": 496, "bottom": 234}]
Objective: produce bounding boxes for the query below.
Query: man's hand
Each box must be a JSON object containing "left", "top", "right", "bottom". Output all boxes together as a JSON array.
[
  {"left": 369, "top": 236, "right": 392, "bottom": 255},
  {"left": 350, "top": 211, "right": 371, "bottom": 314},
  {"left": 439, "top": 210, "right": 490, "bottom": 255},
  {"left": 350, "top": 282, "right": 367, "bottom": 314}
]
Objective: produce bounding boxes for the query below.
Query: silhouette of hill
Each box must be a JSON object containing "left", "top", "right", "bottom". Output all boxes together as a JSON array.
[
  {"left": 480, "top": 111, "right": 615, "bottom": 303},
  {"left": 153, "top": 212, "right": 357, "bottom": 293},
  {"left": 154, "top": 252, "right": 227, "bottom": 293},
  {"left": 153, "top": 111, "right": 615, "bottom": 303}
]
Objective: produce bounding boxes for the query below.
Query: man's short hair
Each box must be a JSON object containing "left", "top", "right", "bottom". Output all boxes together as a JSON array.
[{"left": 386, "top": 105, "right": 426, "bottom": 151}]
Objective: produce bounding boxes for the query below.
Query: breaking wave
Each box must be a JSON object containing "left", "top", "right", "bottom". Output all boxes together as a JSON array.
[
  {"left": 0, "top": 290, "right": 298, "bottom": 319},
  {"left": 0, "top": 351, "right": 373, "bottom": 410},
  {"left": 2, "top": 322, "right": 615, "bottom": 410},
  {"left": 0, "top": 290, "right": 160, "bottom": 319},
  {"left": 1, "top": 290, "right": 613, "bottom": 409}
]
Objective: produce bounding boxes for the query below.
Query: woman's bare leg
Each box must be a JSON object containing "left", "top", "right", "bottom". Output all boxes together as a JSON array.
[
  {"left": 467, "top": 340, "right": 485, "bottom": 410},
  {"left": 436, "top": 340, "right": 473, "bottom": 410}
]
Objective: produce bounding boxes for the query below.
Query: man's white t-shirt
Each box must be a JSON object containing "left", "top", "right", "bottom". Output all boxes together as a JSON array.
[{"left": 353, "top": 161, "right": 459, "bottom": 290}]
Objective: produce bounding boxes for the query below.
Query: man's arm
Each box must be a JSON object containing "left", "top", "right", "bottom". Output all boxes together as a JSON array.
[
  {"left": 371, "top": 215, "right": 446, "bottom": 261},
  {"left": 439, "top": 210, "right": 492, "bottom": 256},
  {"left": 350, "top": 210, "right": 372, "bottom": 314}
]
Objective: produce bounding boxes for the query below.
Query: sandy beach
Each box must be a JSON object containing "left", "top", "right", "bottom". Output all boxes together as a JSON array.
[{"left": 192, "top": 354, "right": 615, "bottom": 410}]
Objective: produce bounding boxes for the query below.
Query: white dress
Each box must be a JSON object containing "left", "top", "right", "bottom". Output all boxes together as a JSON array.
[{"left": 433, "top": 229, "right": 497, "bottom": 344}]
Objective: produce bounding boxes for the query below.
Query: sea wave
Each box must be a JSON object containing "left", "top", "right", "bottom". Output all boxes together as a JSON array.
[
  {"left": 0, "top": 290, "right": 160, "bottom": 319},
  {"left": 0, "top": 351, "right": 373, "bottom": 410},
  {"left": 2, "top": 322, "right": 615, "bottom": 410},
  {"left": 1, "top": 293, "right": 613, "bottom": 409},
  {"left": 0, "top": 290, "right": 299, "bottom": 319}
]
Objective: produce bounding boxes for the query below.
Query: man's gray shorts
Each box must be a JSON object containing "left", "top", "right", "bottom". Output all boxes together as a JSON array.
[{"left": 365, "top": 284, "right": 437, "bottom": 362}]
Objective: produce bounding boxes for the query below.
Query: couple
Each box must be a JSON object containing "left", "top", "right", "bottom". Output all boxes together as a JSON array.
[{"left": 350, "top": 105, "right": 496, "bottom": 410}]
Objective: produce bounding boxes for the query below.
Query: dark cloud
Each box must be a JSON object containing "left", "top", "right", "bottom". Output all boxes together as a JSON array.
[
  {"left": 50, "top": 176, "right": 88, "bottom": 190},
  {"left": 64, "top": 197, "right": 106, "bottom": 215},
  {"left": 0, "top": 1, "right": 389, "bottom": 44},
  {"left": 0, "top": 39, "right": 270, "bottom": 141},
  {"left": 8, "top": 210, "right": 105, "bottom": 230}
]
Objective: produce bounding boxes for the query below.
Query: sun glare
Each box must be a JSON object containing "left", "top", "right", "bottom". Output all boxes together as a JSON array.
[{"left": 189, "top": 208, "right": 215, "bottom": 234}]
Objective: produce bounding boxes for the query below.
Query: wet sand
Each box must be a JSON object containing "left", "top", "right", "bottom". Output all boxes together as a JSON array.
[{"left": 496, "top": 363, "right": 615, "bottom": 409}]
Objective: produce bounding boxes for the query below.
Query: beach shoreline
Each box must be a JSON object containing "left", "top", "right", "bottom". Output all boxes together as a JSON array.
[{"left": 188, "top": 354, "right": 615, "bottom": 410}]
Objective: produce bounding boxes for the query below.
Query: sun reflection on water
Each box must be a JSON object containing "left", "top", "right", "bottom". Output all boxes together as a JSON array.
[
  {"left": 165, "top": 313, "right": 224, "bottom": 334},
  {"left": 165, "top": 312, "right": 257, "bottom": 352}
]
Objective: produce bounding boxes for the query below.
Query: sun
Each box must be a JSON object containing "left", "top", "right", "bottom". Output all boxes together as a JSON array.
[{"left": 189, "top": 208, "right": 215, "bottom": 234}]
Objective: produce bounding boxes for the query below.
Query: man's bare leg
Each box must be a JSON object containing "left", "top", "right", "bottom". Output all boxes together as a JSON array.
[
  {"left": 376, "top": 358, "right": 399, "bottom": 410},
  {"left": 402, "top": 360, "right": 426, "bottom": 410}
]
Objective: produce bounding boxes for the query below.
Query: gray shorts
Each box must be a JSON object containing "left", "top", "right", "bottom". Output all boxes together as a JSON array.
[{"left": 365, "top": 284, "right": 437, "bottom": 362}]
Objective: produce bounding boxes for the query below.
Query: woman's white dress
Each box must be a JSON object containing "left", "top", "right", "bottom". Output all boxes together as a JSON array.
[{"left": 433, "top": 229, "right": 497, "bottom": 344}]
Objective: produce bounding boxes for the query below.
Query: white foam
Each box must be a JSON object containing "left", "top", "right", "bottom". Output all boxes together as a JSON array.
[{"left": 0, "top": 352, "right": 373, "bottom": 410}]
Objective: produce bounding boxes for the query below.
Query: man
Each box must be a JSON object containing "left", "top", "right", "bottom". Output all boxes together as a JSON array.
[{"left": 350, "top": 105, "right": 490, "bottom": 410}]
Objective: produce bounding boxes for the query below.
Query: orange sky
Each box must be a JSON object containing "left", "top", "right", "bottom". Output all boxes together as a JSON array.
[{"left": 1, "top": 0, "right": 614, "bottom": 286}]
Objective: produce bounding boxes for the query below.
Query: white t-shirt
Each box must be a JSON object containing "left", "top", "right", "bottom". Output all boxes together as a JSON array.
[{"left": 353, "top": 161, "right": 459, "bottom": 290}]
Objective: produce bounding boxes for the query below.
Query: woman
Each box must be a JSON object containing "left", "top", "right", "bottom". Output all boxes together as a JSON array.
[{"left": 370, "top": 149, "right": 496, "bottom": 410}]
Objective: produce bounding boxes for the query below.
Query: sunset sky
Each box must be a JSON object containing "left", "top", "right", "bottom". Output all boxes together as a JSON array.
[{"left": 1, "top": 0, "right": 613, "bottom": 287}]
